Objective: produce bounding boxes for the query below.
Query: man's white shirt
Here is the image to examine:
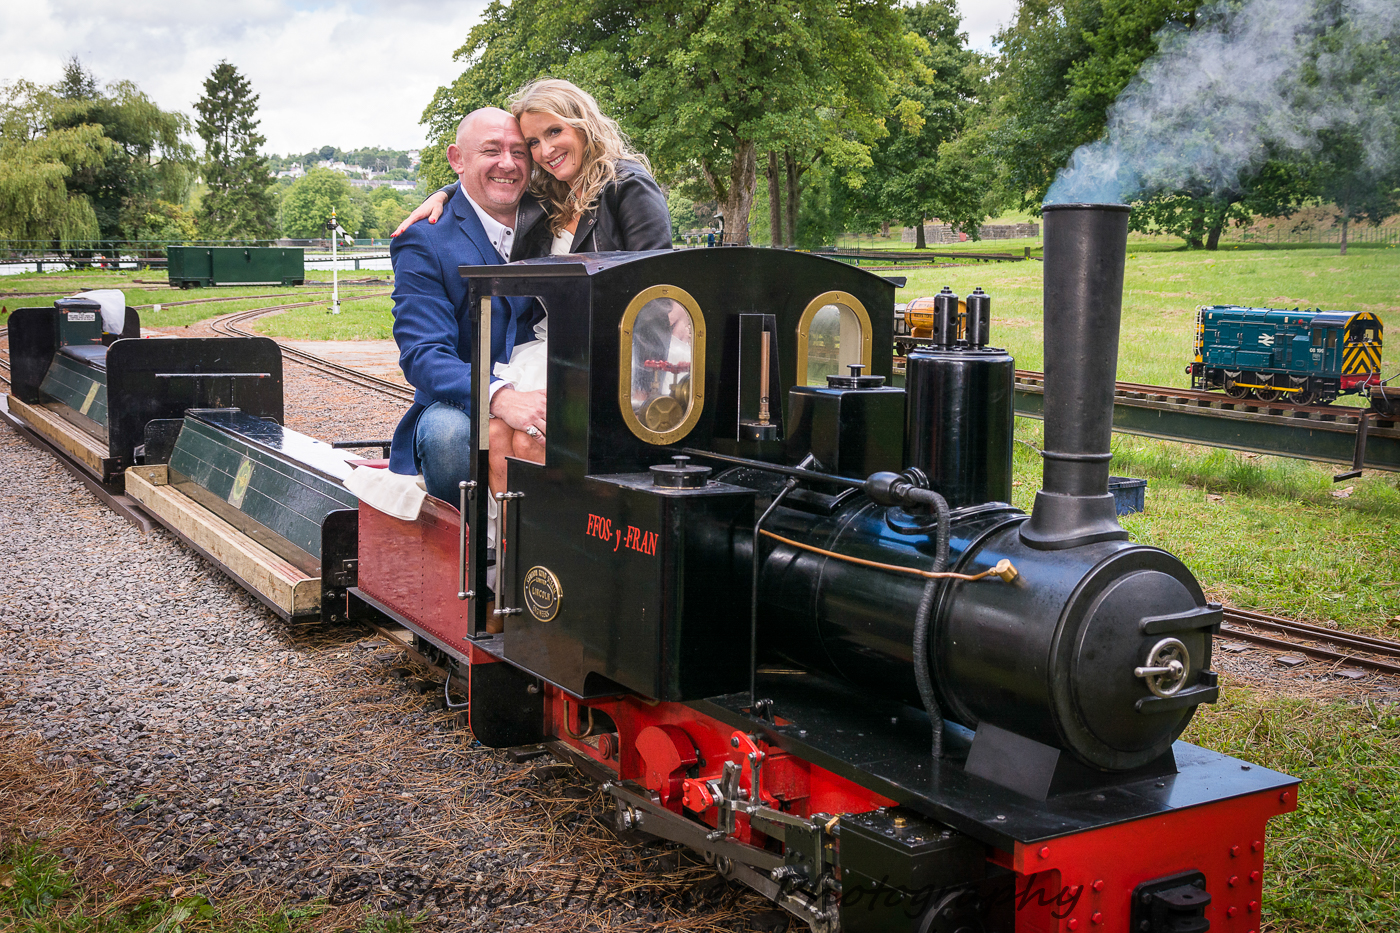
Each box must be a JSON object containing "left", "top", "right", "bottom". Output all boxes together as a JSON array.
[{"left": 461, "top": 191, "right": 519, "bottom": 400}]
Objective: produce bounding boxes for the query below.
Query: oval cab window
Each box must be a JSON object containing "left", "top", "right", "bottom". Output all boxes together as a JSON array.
[
  {"left": 796, "top": 291, "right": 873, "bottom": 386},
  {"left": 619, "top": 285, "right": 706, "bottom": 445}
]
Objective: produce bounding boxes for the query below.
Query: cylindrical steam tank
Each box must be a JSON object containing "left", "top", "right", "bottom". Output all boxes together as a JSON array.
[
  {"left": 751, "top": 204, "right": 1218, "bottom": 772},
  {"left": 902, "top": 286, "right": 1014, "bottom": 509}
]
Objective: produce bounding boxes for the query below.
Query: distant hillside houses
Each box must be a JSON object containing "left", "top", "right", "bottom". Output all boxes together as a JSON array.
[
  {"left": 268, "top": 147, "right": 421, "bottom": 186},
  {"left": 348, "top": 178, "right": 419, "bottom": 191}
]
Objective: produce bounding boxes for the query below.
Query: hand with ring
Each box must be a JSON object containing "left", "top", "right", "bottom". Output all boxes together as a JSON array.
[{"left": 525, "top": 425, "right": 541, "bottom": 438}]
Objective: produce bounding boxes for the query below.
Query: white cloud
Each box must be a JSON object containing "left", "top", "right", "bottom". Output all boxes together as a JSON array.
[
  {"left": 0, "top": 0, "right": 490, "bottom": 155},
  {"left": 956, "top": 0, "right": 1019, "bottom": 52}
]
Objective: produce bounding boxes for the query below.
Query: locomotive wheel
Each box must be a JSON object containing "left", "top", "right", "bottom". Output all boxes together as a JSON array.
[
  {"left": 1223, "top": 376, "right": 1250, "bottom": 399},
  {"left": 1293, "top": 387, "right": 1317, "bottom": 406},
  {"left": 1254, "top": 385, "right": 1281, "bottom": 402}
]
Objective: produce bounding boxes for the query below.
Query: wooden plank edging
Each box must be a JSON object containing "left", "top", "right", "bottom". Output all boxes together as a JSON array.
[
  {"left": 6, "top": 394, "right": 108, "bottom": 474},
  {"left": 125, "top": 465, "right": 320, "bottom": 616}
]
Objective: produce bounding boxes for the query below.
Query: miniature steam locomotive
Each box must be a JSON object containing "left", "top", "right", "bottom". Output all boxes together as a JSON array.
[
  {"left": 1188, "top": 304, "right": 1383, "bottom": 405},
  {"left": 341, "top": 205, "right": 1295, "bottom": 932},
  {"left": 4, "top": 206, "right": 1299, "bottom": 932}
]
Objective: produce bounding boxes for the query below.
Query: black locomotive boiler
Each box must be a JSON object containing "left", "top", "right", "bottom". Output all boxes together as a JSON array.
[{"left": 336, "top": 204, "right": 1298, "bottom": 932}]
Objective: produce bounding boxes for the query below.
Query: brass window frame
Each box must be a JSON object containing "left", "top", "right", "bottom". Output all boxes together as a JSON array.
[
  {"left": 618, "top": 284, "right": 707, "bottom": 446},
  {"left": 795, "top": 291, "right": 874, "bottom": 387}
]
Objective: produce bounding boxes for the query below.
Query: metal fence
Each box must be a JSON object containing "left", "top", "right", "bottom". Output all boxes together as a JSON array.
[
  {"left": 0, "top": 238, "right": 396, "bottom": 272},
  {"left": 0, "top": 239, "right": 276, "bottom": 270},
  {"left": 1217, "top": 224, "right": 1400, "bottom": 246}
]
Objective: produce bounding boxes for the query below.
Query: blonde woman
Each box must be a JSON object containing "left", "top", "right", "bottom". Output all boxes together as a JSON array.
[{"left": 394, "top": 79, "right": 672, "bottom": 492}]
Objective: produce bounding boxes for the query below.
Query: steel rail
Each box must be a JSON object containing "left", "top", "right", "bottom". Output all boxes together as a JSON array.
[
  {"left": 1222, "top": 607, "right": 1400, "bottom": 659},
  {"left": 1008, "top": 369, "right": 1399, "bottom": 472},
  {"left": 1012, "top": 370, "right": 1376, "bottom": 421},
  {"left": 1217, "top": 606, "right": 1400, "bottom": 676},
  {"left": 210, "top": 298, "right": 414, "bottom": 402}
]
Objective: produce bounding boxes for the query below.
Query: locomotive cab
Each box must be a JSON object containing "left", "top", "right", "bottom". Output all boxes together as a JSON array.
[{"left": 354, "top": 248, "right": 898, "bottom": 702}]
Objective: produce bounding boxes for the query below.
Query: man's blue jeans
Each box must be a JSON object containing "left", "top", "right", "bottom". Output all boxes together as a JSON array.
[{"left": 414, "top": 400, "right": 473, "bottom": 503}]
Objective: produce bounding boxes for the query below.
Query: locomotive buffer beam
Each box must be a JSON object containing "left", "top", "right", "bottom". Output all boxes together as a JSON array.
[{"left": 1014, "top": 380, "right": 1400, "bottom": 473}]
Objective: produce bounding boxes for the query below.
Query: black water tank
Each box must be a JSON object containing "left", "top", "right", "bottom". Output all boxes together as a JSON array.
[{"left": 902, "top": 345, "right": 1015, "bottom": 510}]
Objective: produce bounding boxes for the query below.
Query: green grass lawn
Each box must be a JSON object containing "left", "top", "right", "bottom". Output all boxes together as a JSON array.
[
  {"left": 0, "top": 838, "right": 412, "bottom": 933},
  {"left": 1008, "top": 421, "right": 1400, "bottom": 636},
  {"left": 1184, "top": 694, "right": 1400, "bottom": 931},
  {"left": 253, "top": 297, "right": 397, "bottom": 341},
  {"left": 902, "top": 241, "right": 1400, "bottom": 395},
  {"left": 0, "top": 270, "right": 392, "bottom": 331}
]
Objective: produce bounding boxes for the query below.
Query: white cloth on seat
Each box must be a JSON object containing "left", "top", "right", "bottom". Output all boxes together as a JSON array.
[
  {"left": 343, "top": 466, "right": 427, "bottom": 521},
  {"left": 73, "top": 289, "right": 127, "bottom": 334}
]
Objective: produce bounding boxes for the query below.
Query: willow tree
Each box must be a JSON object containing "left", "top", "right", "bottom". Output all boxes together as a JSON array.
[
  {"left": 46, "top": 62, "right": 195, "bottom": 242},
  {"left": 0, "top": 79, "right": 107, "bottom": 243}
]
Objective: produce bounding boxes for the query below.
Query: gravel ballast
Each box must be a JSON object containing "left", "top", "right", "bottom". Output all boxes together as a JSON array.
[{"left": 0, "top": 399, "right": 758, "bottom": 931}]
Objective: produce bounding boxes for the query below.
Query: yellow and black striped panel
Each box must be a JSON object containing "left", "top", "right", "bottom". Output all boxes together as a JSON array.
[{"left": 1343, "top": 342, "right": 1381, "bottom": 374}]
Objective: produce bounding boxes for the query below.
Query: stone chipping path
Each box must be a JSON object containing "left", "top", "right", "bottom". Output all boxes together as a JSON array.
[{"left": 0, "top": 412, "right": 759, "bottom": 932}]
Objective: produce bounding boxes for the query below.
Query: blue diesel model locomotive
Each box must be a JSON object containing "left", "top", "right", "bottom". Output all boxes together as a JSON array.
[{"left": 1188, "top": 304, "right": 1383, "bottom": 405}]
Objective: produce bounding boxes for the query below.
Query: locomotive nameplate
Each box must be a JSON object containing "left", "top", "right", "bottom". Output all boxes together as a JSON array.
[{"left": 523, "top": 566, "right": 562, "bottom": 622}]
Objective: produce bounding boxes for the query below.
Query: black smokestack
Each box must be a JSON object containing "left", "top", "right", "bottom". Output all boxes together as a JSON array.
[{"left": 1020, "top": 203, "right": 1131, "bottom": 550}]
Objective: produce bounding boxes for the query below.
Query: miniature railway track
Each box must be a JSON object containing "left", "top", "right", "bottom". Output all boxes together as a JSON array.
[
  {"left": 1218, "top": 606, "right": 1400, "bottom": 676},
  {"left": 210, "top": 298, "right": 414, "bottom": 403},
  {"left": 1004, "top": 368, "right": 1400, "bottom": 472},
  {"left": 1012, "top": 370, "right": 1378, "bottom": 423}
]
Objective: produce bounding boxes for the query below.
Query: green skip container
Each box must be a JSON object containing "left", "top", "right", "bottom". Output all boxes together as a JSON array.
[{"left": 167, "top": 246, "right": 305, "bottom": 288}]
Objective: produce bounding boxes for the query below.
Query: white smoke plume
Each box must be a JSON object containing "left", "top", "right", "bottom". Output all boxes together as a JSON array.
[{"left": 1044, "top": 0, "right": 1400, "bottom": 205}]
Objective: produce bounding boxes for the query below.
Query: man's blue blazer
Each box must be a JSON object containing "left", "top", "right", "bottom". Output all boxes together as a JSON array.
[{"left": 387, "top": 187, "right": 540, "bottom": 475}]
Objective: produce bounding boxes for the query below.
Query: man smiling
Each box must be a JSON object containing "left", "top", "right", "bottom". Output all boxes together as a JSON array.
[{"left": 386, "top": 108, "right": 547, "bottom": 502}]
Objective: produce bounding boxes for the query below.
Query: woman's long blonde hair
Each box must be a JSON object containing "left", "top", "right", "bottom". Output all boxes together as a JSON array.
[{"left": 509, "top": 78, "right": 650, "bottom": 235}]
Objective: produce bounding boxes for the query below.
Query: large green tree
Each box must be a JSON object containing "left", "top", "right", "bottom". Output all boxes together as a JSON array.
[
  {"left": 1301, "top": 3, "right": 1400, "bottom": 254},
  {"left": 850, "top": 0, "right": 989, "bottom": 248},
  {"left": 420, "top": 0, "right": 918, "bottom": 243},
  {"left": 46, "top": 60, "right": 195, "bottom": 243},
  {"left": 279, "top": 168, "right": 362, "bottom": 238},
  {"left": 986, "top": 0, "right": 1396, "bottom": 250},
  {"left": 194, "top": 62, "right": 277, "bottom": 241}
]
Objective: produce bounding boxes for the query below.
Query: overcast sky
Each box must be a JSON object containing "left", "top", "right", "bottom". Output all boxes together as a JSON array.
[{"left": 1, "top": 0, "right": 1020, "bottom": 157}]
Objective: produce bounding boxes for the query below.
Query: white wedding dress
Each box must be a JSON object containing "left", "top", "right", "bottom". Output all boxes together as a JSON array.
[
  {"left": 492, "top": 229, "right": 572, "bottom": 390},
  {"left": 486, "top": 229, "right": 572, "bottom": 551}
]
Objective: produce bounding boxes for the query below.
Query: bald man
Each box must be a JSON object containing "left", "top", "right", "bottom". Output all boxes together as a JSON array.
[{"left": 387, "top": 108, "right": 548, "bottom": 501}]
